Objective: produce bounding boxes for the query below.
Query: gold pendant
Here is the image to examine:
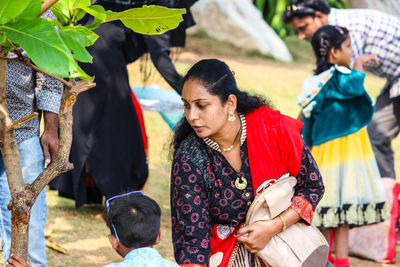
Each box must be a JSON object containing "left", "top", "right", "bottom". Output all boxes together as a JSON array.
[{"left": 235, "top": 176, "right": 247, "bottom": 190}]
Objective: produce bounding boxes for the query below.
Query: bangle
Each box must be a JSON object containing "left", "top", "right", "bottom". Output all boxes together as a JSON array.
[{"left": 278, "top": 215, "right": 286, "bottom": 232}]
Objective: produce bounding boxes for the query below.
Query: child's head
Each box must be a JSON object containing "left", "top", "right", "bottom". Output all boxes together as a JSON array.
[
  {"left": 104, "top": 191, "right": 162, "bottom": 255},
  {"left": 311, "top": 25, "right": 351, "bottom": 74}
]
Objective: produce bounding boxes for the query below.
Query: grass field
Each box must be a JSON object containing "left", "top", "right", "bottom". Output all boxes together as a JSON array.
[{"left": 3, "top": 34, "right": 400, "bottom": 266}]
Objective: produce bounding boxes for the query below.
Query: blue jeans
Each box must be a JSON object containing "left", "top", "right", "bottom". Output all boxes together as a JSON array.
[{"left": 0, "top": 136, "right": 47, "bottom": 267}]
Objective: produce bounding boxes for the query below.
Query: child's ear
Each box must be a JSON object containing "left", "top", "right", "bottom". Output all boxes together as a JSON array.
[
  {"left": 154, "top": 230, "right": 162, "bottom": 245},
  {"left": 328, "top": 47, "right": 338, "bottom": 64},
  {"left": 108, "top": 234, "right": 119, "bottom": 250}
]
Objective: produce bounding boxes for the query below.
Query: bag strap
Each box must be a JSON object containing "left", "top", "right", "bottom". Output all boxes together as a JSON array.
[{"left": 255, "top": 173, "right": 291, "bottom": 196}]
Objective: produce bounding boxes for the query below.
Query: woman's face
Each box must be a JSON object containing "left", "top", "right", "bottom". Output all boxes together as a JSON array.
[{"left": 181, "top": 79, "right": 233, "bottom": 139}]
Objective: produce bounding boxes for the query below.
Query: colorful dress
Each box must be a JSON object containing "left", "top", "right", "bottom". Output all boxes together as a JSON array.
[
  {"left": 170, "top": 106, "right": 325, "bottom": 266},
  {"left": 298, "top": 65, "right": 388, "bottom": 230}
]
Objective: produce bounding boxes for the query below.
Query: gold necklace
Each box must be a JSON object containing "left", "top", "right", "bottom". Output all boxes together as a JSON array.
[{"left": 219, "top": 123, "right": 241, "bottom": 152}]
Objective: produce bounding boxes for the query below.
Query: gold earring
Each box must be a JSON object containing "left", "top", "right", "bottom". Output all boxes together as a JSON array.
[{"left": 228, "top": 111, "right": 236, "bottom": 122}]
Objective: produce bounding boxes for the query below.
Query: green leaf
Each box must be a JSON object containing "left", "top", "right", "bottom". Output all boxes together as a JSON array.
[
  {"left": 106, "top": 5, "right": 186, "bottom": 35},
  {"left": 13, "top": 0, "right": 41, "bottom": 21},
  {"left": 84, "top": 17, "right": 103, "bottom": 30},
  {"left": 72, "top": 26, "right": 98, "bottom": 46},
  {"left": 51, "top": 0, "right": 71, "bottom": 25},
  {"left": 0, "top": 0, "right": 31, "bottom": 24},
  {"left": 74, "top": 0, "right": 91, "bottom": 9},
  {"left": 0, "top": 33, "right": 5, "bottom": 44},
  {"left": 0, "top": 18, "right": 89, "bottom": 79},
  {"left": 72, "top": 8, "right": 87, "bottom": 23},
  {"left": 79, "top": 5, "right": 106, "bottom": 21},
  {"left": 60, "top": 27, "right": 92, "bottom": 63}
]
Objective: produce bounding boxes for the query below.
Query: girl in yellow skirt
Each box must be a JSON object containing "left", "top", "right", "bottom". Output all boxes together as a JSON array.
[{"left": 297, "top": 25, "right": 388, "bottom": 267}]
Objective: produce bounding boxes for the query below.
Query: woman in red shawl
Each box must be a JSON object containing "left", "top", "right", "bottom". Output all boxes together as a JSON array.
[{"left": 170, "top": 59, "right": 325, "bottom": 266}]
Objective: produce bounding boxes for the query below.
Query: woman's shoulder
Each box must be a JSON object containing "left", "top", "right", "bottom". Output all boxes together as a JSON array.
[
  {"left": 174, "top": 133, "right": 209, "bottom": 166},
  {"left": 246, "top": 106, "right": 303, "bottom": 137}
]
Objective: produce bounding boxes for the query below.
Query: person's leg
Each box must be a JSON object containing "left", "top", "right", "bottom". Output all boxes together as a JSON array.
[
  {"left": 0, "top": 137, "right": 46, "bottom": 267},
  {"left": 322, "top": 229, "right": 330, "bottom": 244},
  {"left": 19, "top": 137, "right": 47, "bottom": 267},
  {"left": 333, "top": 225, "right": 349, "bottom": 267},
  {"left": 322, "top": 229, "right": 335, "bottom": 264},
  {"left": 367, "top": 84, "right": 400, "bottom": 179},
  {"left": 0, "top": 152, "right": 12, "bottom": 266}
]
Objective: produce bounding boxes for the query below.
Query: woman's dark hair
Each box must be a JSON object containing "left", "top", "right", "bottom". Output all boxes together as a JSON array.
[
  {"left": 103, "top": 193, "right": 161, "bottom": 249},
  {"left": 171, "top": 59, "right": 270, "bottom": 154},
  {"left": 283, "top": 0, "right": 331, "bottom": 23},
  {"left": 311, "top": 25, "right": 349, "bottom": 74}
]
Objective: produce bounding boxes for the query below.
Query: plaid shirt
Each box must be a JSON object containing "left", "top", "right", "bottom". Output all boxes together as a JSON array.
[
  {"left": 5, "top": 11, "right": 63, "bottom": 143},
  {"left": 329, "top": 8, "right": 400, "bottom": 98}
]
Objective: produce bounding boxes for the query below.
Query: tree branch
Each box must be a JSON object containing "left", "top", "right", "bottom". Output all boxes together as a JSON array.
[
  {"left": 30, "top": 79, "right": 95, "bottom": 194},
  {"left": 40, "top": 0, "right": 60, "bottom": 17},
  {"left": 11, "top": 113, "right": 39, "bottom": 129}
]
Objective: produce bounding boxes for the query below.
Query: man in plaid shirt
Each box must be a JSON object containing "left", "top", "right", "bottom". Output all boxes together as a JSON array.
[
  {"left": 0, "top": 12, "right": 63, "bottom": 267},
  {"left": 283, "top": 0, "right": 400, "bottom": 181}
]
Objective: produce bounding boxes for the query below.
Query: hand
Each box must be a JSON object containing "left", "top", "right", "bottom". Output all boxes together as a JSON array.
[
  {"left": 235, "top": 220, "right": 281, "bottom": 253},
  {"left": 40, "top": 111, "right": 59, "bottom": 164},
  {"left": 354, "top": 54, "right": 379, "bottom": 71},
  {"left": 6, "top": 254, "right": 31, "bottom": 267}
]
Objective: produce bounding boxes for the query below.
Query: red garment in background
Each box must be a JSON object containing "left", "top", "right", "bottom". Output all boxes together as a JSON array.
[{"left": 131, "top": 90, "right": 148, "bottom": 156}]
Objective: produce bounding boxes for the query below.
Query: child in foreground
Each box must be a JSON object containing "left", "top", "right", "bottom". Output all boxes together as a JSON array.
[
  {"left": 297, "top": 25, "right": 387, "bottom": 267},
  {"left": 104, "top": 191, "right": 178, "bottom": 267}
]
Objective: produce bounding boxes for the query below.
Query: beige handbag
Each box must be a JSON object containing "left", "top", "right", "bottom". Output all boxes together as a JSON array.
[{"left": 245, "top": 174, "right": 329, "bottom": 267}]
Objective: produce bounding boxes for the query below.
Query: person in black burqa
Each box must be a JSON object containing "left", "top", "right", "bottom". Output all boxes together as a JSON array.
[{"left": 51, "top": 0, "right": 197, "bottom": 208}]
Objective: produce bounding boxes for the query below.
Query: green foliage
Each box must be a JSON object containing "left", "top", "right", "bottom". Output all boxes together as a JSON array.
[
  {"left": 59, "top": 26, "right": 97, "bottom": 63},
  {"left": 13, "top": 0, "right": 42, "bottom": 22},
  {"left": 327, "top": 0, "right": 348, "bottom": 8},
  {"left": 253, "top": 0, "right": 348, "bottom": 38},
  {"left": 106, "top": 5, "right": 185, "bottom": 35},
  {"left": 0, "top": 17, "right": 88, "bottom": 78},
  {"left": 0, "top": 0, "right": 185, "bottom": 79},
  {"left": 0, "top": 0, "right": 31, "bottom": 24}
]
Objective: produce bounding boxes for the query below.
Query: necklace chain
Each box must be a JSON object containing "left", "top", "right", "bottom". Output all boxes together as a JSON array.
[{"left": 219, "top": 122, "right": 241, "bottom": 152}]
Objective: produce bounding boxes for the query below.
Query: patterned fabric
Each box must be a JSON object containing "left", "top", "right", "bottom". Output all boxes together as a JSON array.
[
  {"left": 297, "top": 66, "right": 335, "bottom": 117},
  {"left": 5, "top": 10, "right": 63, "bottom": 143},
  {"left": 171, "top": 137, "right": 323, "bottom": 265},
  {"left": 329, "top": 8, "right": 400, "bottom": 98},
  {"left": 311, "top": 128, "right": 388, "bottom": 229},
  {"left": 104, "top": 247, "right": 178, "bottom": 267}
]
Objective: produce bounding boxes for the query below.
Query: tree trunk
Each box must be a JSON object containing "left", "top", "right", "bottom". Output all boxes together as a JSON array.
[{"left": 0, "top": 48, "right": 30, "bottom": 259}]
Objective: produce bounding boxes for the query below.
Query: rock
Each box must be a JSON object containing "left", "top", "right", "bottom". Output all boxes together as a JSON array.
[
  {"left": 188, "top": 0, "right": 293, "bottom": 62},
  {"left": 349, "top": 0, "right": 400, "bottom": 17}
]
